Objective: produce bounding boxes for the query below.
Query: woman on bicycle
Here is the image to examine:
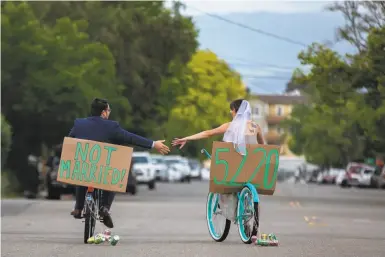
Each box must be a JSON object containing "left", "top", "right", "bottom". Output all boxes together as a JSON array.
[{"left": 172, "top": 99, "right": 265, "bottom": 151}]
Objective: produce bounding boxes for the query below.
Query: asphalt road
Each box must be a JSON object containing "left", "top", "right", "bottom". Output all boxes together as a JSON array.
[{"left": 2, "top": 181, "right": 385, "bottom": 257}]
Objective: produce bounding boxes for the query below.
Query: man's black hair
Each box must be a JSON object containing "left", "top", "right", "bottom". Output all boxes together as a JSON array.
[
  {"left": 230, "top": 99, "right": 244, "bottom": 113},
  {"left": 91, "top": 98, "right": 109, "bottom": 116}
]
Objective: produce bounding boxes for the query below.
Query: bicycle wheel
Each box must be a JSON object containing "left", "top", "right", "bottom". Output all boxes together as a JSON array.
[
  {"left": 237, "top": 186, "right": 259, "bottom": 244},
  {"left": 206, "top": 192, "right": 231, "bottom": 242},
  {"left": 83, "top": 192, "right": 96, "bottom": 244}
]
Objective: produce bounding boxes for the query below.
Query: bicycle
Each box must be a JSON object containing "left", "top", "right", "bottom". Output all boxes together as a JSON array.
[
  {"left": 83, "top": 186, "right": 104, "bottom": 244},
  {"left": 201, "top": 148, "right": 260, "bottom": 244}
]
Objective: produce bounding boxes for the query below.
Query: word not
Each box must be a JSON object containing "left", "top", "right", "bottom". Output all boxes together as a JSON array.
[
  {"left": 213, "top": 147, "right": 279, "bottom": 189},
  {"left": 58, "top": 142, "right": 127, "bottom": 188}
]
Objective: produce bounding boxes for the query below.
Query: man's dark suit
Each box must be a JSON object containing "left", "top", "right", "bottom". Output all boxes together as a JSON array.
[{"left": 68, "top": 116, "right": 154, "bottom": 210}]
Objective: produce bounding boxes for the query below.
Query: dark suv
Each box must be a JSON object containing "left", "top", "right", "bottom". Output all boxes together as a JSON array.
[{"left": 45, "top": 144, "right": 75, "bottom": 199}]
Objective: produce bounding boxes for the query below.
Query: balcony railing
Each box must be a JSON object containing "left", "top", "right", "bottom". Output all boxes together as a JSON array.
[
  {"left": 264, "top": 131, "right": 285, "bottom": 145},
  {"left": 266, "top": 115, "right": 287, "bottom": 125}
]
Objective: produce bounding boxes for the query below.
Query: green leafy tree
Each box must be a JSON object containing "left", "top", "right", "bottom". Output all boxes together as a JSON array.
[
  {"left": 28, "top": 1, "right": 199, "bottom": 136},
  {"left": 1, "top": 2, "right": 128, "bottom": 186},
  {"left": 164, "top": 50, "right": 247, "bottom": 158},
  {"left": 1, "top": 114, "right": 12, "bottom": 170}
]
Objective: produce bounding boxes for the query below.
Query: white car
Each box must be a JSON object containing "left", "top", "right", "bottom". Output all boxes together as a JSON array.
[
  {"left": 336, "top": 170, "right": 347, "bottom": 186},
  {"left": 150, "top": 154, "right": 168, "bottom": 181},
  {"left": 132, "top": 152, "right": 156, "bottom": 190},
  {"left": 201, "top": 167, "right": 210, "bottom": 181},
  {"left": 163, "top": 155, "right": 191, "bottom": 183},
  {"left": 188, "top": 159, "right": 202, "bottom": 179},
  {"left": 167, "top": 164, "right": 183, "bottom": 182},
  {"left": 357, "top": 166, "right": 376, "bottom": 187}
]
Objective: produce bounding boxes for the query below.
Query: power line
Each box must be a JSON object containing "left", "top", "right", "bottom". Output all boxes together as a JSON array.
[
  {"left": 186, "top": 4, "right": 308, "bottom": 47},
  {"left": 243, "top": 75, "right": 291, "bottom": 81}
]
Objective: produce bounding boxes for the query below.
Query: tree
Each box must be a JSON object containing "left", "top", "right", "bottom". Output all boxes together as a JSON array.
[
  {"left": 284, "top": 2, "right": 385, "bottom": 165},
  {"left": 164, "top": 50, "right": 247, "bottom": 158},
  {"left": 28, "top": 1, "right": 199, "bottom": 136},
  {"left": 1, "top": 114, "right": 12, "bottom": 170},
  {"left": 1, "top": 2, "right": 129, "bottom": 188},
  {"left": 326, "top": 1, "right": 385, "bottom": 52},
  {"left": 283, "top": 44, "right": 365, "bottom": 167}
]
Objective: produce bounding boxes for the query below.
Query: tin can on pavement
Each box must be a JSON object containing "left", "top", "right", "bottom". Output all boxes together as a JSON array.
[
  {"left": 261, "top": 233, "right": 268, "bottom": 241},
  {"left": 103, "top": 229, "right": 112, "bottom": 236},
  {"left": 110, "top": 235, "right": 120, "bottom": 246}
]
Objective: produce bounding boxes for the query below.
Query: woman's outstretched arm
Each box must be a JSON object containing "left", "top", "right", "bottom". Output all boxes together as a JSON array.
[{"left": 172, "top": 123, "right": 230, "bottom": 149}]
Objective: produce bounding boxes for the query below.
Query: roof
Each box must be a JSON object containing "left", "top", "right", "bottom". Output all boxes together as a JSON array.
[{"left": 251, "top": 94, "right": 307, "bottom": 105}]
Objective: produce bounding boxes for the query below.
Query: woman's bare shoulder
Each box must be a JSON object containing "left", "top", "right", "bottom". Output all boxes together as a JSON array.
[{"left": 247, "top": 120, "right": 261, "bottom": 130}]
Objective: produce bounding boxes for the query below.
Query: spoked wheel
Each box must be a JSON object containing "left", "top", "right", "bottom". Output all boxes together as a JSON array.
[
  {"left": 206, "top": 192, "right": 231, "bottom": 242},
  {"left": 237, "top": 186, "right": 259, "bottom": 244},
  {"left": 83, "top": 196, "right": 96, "bottom": 244}
]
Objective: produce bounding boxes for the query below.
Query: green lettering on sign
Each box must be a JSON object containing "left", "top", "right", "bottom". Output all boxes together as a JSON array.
[
  {"left": 246, "top": 148, "right": 267, "bottom": 186},
  {"left": 213, "top": 148, "right": 230, "bottom": 185},
  {"left": 89, "top": 144, "right": 101, "bottom": 164},
  {"left": 213, "top": 146, "right": 279, "bottom": 190},
  {"left": 111, "top": 168, "right": 121, "bottom": 185},
  {"left": 263, "top": 148, "right": 279, "bottom": 189},
  {"left": 104, "top": 146, "right": 117, "bottom": 166},
  {"left": 62, "top": 140, "right": 127, "bottom": 189},
  {"left": 74, "top": 142, "right": 89, "bottom": 162},
  {"left": 59, "top": 160, "right": 71, "bottom": 179},
  {"left": 103, "top": 166, "right": 111, "bottom": 185},
  {"left": 228, "top": 149, "right": 248, "bottom": 186},
  {"left": 81, "top": 162, "right": 89, "bottom": 182},
  {"left": 72, "top": 160, "right": 81, "bottom": 181},
  {"left": 89, "top": 164, "right": 97, "bottom": 183}
]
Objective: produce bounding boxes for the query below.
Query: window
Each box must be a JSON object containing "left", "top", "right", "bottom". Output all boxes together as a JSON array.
[
  {"left": 133, "top": 156, "right": 149, "bottom": 164},
  {"left": 253, "top": 105, "right": 261, "bottom": 117},
  {"left": 276, "top": 105, "right": 283, "bottom": 116},
  {"left": 277, "top": 127, "right": 283, "bottom": 134},
  {"left": 254, "top": 107, "right": 259, "bottom": 115}
]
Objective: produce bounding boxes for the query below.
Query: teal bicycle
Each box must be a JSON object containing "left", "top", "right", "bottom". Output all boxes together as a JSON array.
[{"left": 201, "top": 148, "right": 260, "bottom": 244}]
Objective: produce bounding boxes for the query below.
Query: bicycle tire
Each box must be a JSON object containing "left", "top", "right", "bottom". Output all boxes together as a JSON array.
[
  {"left": 237, "top": 186, "right": 259, "bottom": 244},
  {"left": 206, "top": 192, "right": 231, "bottom": 242},
  {"left": 83, "top": 193, "right": 96, "bottom": 244}
]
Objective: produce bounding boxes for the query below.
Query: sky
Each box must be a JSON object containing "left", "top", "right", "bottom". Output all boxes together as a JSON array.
[
  {"left": 165, "top": 1, "right": 349, "bottom": 94},
  {"left": 177, "top": 0, "right": 330, "bottom": 15}
]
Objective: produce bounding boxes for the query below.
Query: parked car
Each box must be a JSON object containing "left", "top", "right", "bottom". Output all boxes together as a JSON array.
[
  {"left": 307, "top": 169, "right": 321, "bottom": 183},
  {"left": 163, "top": 155, "right": 191, "bottom": 183},
  {"left": 45, "top": 144, "right": 75, "bottom": 199},
  {"left": 167, "top": 164, "right": 183, "bottom": 182},
  {"left": 370, "top": 165, "right": 385, "bottom": 189},
  {"left": 201, "top": 167, "right": 210, "bottom": 181},
  {"left": 188, "top": 159, "right": 202, "bottom": 180},
  {"left": 151, "top": 154, "right": 168, "bottom": 181},
  {"left": 318, "top": 168, "right": 344, "bottom": 184},
  {"left": 126, "top": 162, "right": 137, "bottom": 195},
  {"left": 357, "top": 166, "right": 376, "bottom": 187},
  {"left": 131, "top": 152, "right": 156, "bottom": 190},
  {"left": 339, "top": 162, "right": 375, "bottom": 188}
]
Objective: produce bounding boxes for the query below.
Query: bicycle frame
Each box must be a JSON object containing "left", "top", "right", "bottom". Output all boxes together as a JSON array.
[{"left": 84, "top": 187, "right": 102, "bottom": 219}]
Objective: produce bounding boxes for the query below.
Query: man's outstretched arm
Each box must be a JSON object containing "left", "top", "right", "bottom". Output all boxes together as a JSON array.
[
  {"left": 112, "top": 122, "right": 170, "bottom": 155},
  {"left": 113, "top": 122, "right": 154, "bottom": 149}
]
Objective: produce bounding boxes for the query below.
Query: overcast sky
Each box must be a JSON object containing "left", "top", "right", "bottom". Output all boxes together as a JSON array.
[{"left": 165, "top": 1, "right": 331, "bottom": 15}]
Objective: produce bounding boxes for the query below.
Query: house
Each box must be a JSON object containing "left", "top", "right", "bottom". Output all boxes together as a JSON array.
[{"left": 249, "top": 91, "right": 307, "bottom": 156}]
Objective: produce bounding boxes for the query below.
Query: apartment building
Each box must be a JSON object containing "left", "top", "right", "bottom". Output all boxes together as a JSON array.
[{"left": 249, "top": 92, "right": 307, "bottom": 155}]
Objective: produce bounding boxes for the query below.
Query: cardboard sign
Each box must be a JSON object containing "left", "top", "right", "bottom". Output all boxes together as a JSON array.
[
  {"left": 57, "top": 137, "right": 133, "bottom": 193},
  {"left": 209, "top": 141, "right": 280, "bottom": 195}
]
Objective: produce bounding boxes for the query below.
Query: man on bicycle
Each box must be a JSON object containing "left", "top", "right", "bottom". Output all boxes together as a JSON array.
[{"left": 69, "top": 98, "right": 170, "bottom": 228}]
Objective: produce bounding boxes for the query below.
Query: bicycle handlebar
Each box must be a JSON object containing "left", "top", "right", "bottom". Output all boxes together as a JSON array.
[{"left": 200, "top": 148, "right": 211, "bottom": 159}]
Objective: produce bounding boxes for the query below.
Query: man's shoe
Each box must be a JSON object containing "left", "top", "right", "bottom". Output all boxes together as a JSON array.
[
  {"left": 100, "top": 207, "right": 114, "bottom": 228},
  {"left": 70, "top": 209, "right": 82, "bottom": 219}
]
